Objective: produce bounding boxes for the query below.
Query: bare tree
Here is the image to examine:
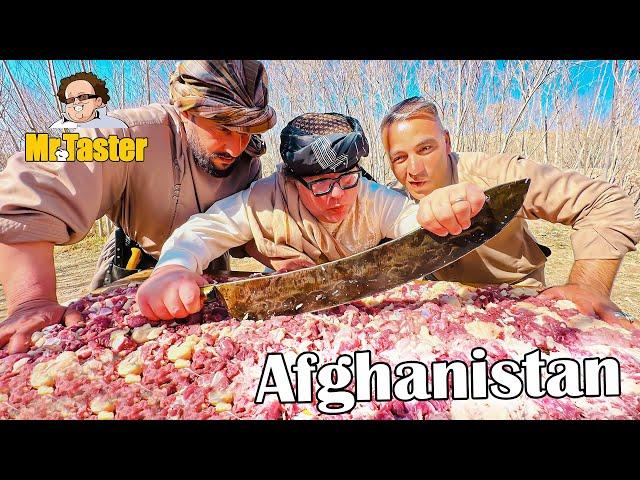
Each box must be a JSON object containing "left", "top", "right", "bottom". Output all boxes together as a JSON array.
[
  {"left": 500, "top": 61, "right": 556, "bottom": 153},
  {"left": 2, "top": 61, "right": 37, "bottom": 131},
  {"left": 1, "top": 59, "right": 639, "bottom": 219}
]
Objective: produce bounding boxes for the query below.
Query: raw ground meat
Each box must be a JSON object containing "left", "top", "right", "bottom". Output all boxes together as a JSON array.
[{"left": 0, "top": 277, "right": 638, "bottom": 420}]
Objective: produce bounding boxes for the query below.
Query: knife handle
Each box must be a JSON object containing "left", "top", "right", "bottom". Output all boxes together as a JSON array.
[{"left": 200, "top": 285, "right": 216, "bottom": 302}]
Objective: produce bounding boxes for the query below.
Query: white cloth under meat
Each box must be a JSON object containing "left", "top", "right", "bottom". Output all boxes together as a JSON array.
[{"left": 157, "top": 176, "right": 419, "bottom": 274}]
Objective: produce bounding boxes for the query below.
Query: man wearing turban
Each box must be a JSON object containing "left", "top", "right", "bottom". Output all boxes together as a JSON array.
[
  {"left": 136, "top": 113, "right": 420, "bottom": 321},
  {"left": 0, "top": 60, "right": 277, "bottom": 353}
]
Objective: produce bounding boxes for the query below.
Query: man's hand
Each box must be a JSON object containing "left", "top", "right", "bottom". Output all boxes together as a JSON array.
[
  {"left": 538, "top": 283, "right": 637, "bottom": 330},
  {"left": 0, "top": 241, "right": 79, "bottom": 353},
  {"left": 417, "top": 182, "right": 486, "bottom": 236},
  {"left": 136, "top": 265, "right": 206, "bottom": 321},
  {"left": 0, "top": 299, "right": 83, "bottom": 354},
  {"left": 273, "top": 258, "right": 316, "bottom": 273},
  {"left": 539, "top": 258, "right": 636, "bottom": 330}
]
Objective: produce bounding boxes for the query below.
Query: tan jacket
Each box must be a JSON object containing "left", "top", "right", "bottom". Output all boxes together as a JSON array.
[
  {"left": 0, "top": 104, "right": 261, "bottom": 287},
  {"left": 243, "top": 170, "right": 417, "bottom": 269},
  {"left": 156, "top": 171, "right": 419, "bottom": 274},
  {"left": 394, "top": 152, "right": 640, "bottom": 287}
]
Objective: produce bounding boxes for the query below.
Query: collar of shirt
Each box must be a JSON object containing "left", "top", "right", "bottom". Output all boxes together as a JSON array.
[{"left": 60, "top": 106, "right": 104, "bottom": 124}]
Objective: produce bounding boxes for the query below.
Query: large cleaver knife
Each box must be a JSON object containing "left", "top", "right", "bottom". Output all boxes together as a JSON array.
[{"left": 201, "top": 179, "right": 530, "bottom": 320}]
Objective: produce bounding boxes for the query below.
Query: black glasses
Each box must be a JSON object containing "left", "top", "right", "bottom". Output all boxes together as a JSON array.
[
  {"left": 62, "top": 94, "right": 99, "bottom": 104},
  {"left": 296, "top": 167, "right": 363, "bottom": 197}
]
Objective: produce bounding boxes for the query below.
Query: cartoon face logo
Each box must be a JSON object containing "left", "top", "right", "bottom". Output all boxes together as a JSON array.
[
  {"left": 50, "top": 71, "right": 128, "bottom": 130},
  {"left": 62, "top": 80, "right": 104, "bottom": 122},
  {"left": 57, "top": 72, "right": 109, "bottom": 123}
]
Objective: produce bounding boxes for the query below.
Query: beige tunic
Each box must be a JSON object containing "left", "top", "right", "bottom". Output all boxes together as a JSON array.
[
  {"left": 393, "top": 151, "right": 640, "bottom": 287},
  {"left": 156, "top": 171, "right": 419, "bottom": 274},
  {"left": 0, "top": 104, "right": 262, "bottom": 288}
]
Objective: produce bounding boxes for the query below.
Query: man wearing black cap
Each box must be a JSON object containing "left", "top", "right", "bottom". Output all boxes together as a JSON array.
[{"left": 137, "top": 113, "right": 420, "bottom": 321}]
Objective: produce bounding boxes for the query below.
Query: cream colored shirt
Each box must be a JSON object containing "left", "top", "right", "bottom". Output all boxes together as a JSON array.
[
  {"left": 157, "top": 176, "right": 419, "bottom": 274},
  {"left": 391, "top": 151, "right": 640, "bottom": 287}
]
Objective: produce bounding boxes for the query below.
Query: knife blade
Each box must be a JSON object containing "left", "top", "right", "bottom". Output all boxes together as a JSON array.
[{"left": 201, "top": 178, "right": 530, "bottom": 320}]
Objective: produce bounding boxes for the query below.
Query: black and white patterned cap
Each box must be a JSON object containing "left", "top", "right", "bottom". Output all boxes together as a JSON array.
[{"left": 280, "top": 113, "right": 370, "bottom": 177}]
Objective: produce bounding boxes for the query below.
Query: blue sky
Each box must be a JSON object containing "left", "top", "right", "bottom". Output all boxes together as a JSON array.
[
  {"left": 1, "top": 60, "right": 625, "bottom": 122},
  {"left": 2, "top": 60, "right": 176, "bottom": 107}
]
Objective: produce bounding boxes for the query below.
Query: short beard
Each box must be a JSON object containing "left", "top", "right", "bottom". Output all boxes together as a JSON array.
[{"left": 186, "top": 128, "right": 240, "bottom": 178}]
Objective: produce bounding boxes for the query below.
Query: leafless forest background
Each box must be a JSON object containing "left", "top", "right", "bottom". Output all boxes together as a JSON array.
[{"left": 1, "top": 60, "right": 639, "bottom": 236}]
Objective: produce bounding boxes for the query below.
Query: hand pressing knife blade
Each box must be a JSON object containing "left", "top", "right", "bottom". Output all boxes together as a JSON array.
[{"left": 201, "top": 178, "right": 530, "bottom": 320}]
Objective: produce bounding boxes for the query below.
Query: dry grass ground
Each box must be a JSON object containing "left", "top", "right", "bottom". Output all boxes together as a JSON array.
[
  {"left": 526, "top": 220, "right": 640, "bottom": 319},
  {"left": 1, "top": 221, "right": 639, "bottom": 319},
  {"left": 0, "top": 235, "right": 105, "bottom": 319}
]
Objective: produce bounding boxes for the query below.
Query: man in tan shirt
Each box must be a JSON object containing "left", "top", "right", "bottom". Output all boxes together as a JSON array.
[
  {"left": 0, "top": 60, "right": 277, "bottom": 353},
  {"left": 136, "top": 113, "right": 419, "bottom": 320},
  {"left": 381, "top": 96, "right": 640, "bottom": 329}
]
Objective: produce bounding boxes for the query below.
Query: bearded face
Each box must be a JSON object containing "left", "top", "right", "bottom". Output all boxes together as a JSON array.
[{"left": 183, "top": 113, "right": 251, "bottom": 178}]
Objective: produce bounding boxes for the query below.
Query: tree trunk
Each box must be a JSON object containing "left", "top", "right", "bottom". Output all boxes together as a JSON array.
[
  {"left": 47, "top": 60, "right": 61, "bottom": 116},
  {"left": 2, "top": 60, "right": 37, "bottom": 130},
  {"left": 543, "top": 116, "right": 549, "bottom": 164},
  {"left": 145, "top": 61, "right": 151, "bottom": 105},
  {"left": 121, "top": 61, "right": 126, "bottom": 108}
]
